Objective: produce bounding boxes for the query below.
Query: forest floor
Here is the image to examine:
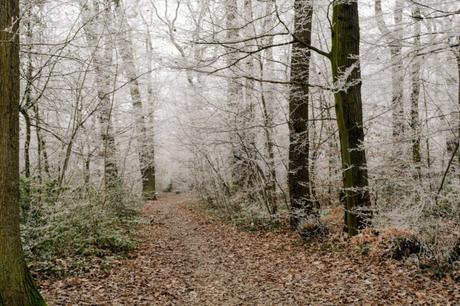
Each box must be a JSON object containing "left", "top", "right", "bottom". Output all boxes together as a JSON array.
[{"left": 40, "top": 194, "right": 460, "bottom": 305}]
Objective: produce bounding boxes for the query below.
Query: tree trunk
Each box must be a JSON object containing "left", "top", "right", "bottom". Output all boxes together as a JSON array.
[
  {"left": 79, "top": 0, "right": 121, "bottom": 197},
  {"left": 241, "top": 0, "right": 258, "bottom": 193},
  {"left": 21, "top": 108, "right": 32, "bottom": 207},
  {"left": 331, "top": 0, "right": 371, "bottom": 235},
  {"left": 288, "top": 0, "right": 316, "bottom": 229},
  {"left": 410, "top": 6, "right": 422, "bottom": 178},
  {"left": 374, "top": 0, "right": 405, "bottom": 154},
  {"left": 225, "top": 0, "right": 245, "bottom": 188},
  {"left": 144, "top": 28, "right": 157, "bottom": 200},
  {"left": 115, "top": 2, "right": 156, "bottom": 200},
  {"left": 0, "top": 0, "right": 47, "bottom": 303},
  {"left": 260, "top": 0, "right": 277, "bottom": 214},
  {"left": 33, "top": 104, "right": 50, "bottom": 179},
  {"left": 455, "top": 37, "right": 460, "bottom": 167},
  {"left": 21, "top": 12, "right": 35, "bottom": 209},
  {"left": 145, "top": 31, "right": 156, "bottom": 159}
]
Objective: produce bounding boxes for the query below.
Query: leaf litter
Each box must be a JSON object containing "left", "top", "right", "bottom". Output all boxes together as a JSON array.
[{"left": 39, "top": 195, "right": 460, "bottom": 305}]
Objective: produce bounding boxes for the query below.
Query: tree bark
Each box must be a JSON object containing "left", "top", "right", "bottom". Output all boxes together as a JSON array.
[
  {"left": 259, "top": 0, "right": 277, "bottom": 214},
  {"left": 33, "top": 103, "right": 50, "bottom": 179},
  {"left": 410, "top": 6, "right": 422, "bottom": 178},
  {"left": 455, "top": 37, "right": 460, "bottom": 167},
  {"left": 241, "top": 0, "right": 258, "bottom": 192},
  {"left": 331, "top": 0, "right": 371, "bottom": 235},
  {"left": 374, "top": 0, "right": 405, "bottom": 154},
  {"left": 288, "top": 0, "right": 316, "bottom": 229},
  {"left": 79, "top": 0, "right": 121, "bottom": 197},
  {"left": 21, "top": 11, "right": 35, "bottom": 209},
  {"left": 0, "top": 0, "right": 47, "bottom": 303},
  {"left": 115, "top": 2, "right": 156, "bottom": 200},
  {"left": 21, "top": 107, "right": 32, "bottom": 207},
  {"left": 224, "top": 0, "right": 245, "bottom": 188}
]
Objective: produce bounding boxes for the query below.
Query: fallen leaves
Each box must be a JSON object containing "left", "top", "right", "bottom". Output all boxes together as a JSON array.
[{"left": 39, "top": 195, "right": 460, "bottom": 305}]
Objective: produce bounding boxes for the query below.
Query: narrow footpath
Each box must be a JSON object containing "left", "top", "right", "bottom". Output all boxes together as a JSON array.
[{"left": 41, "top": 195, "right": 460, "bottom": 305}]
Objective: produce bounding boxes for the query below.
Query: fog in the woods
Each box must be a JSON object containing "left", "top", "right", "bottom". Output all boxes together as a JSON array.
[{"left": 0, "top": 0, "right": 459, "bottom": 304}]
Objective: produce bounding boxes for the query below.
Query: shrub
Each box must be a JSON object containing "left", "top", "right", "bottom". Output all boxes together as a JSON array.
[{"left": 20, "top": 178, "right": 141, "bottom": 277}]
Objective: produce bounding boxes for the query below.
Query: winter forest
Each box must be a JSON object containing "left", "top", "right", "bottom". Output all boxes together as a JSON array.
[{"left": 1, "top": 0, "right": 460, "bottom": 304}]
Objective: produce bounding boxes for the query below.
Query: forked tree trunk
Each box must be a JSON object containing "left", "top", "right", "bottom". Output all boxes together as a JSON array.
[
  {"left": 0, "top": 0, "right": 47, "bottom": 304},
  {"left": 288, "top": 0, "right": 316, "bottom": 229},
  {"left": 331, "top": 0, "right": 371, "bottom": 235},
  {"left": 115, "top": 2, "right": 156, "bottom": 200}
]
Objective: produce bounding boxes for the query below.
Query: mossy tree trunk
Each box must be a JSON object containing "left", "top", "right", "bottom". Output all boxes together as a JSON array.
[
  {"left": 288, "top": 0, "right": 317, "bottom": 229},
  {"left": 331, "top": 0, "right": 371, "bottom": 235},
  {"left": 0, "top": 0, "right": 47, "bottom": 304}
]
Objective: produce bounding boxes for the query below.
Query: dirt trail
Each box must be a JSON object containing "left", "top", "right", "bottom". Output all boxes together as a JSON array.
[{"left": 41, "top": 195, "right": 460, "bottom": 305}]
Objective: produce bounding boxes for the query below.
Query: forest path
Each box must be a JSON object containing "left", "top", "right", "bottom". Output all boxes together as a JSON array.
[{"left": 41, "top": 194, "right": 459, "bottom": 305}]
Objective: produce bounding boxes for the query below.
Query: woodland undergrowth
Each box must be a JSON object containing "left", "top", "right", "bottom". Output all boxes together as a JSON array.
[{"left": 20, "top": 177, "right": 142, "bottom": 278}]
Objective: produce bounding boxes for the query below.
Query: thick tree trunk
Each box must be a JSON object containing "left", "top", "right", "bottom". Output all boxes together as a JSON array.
[
  {"left": 115, "top": 3, "right": 156, "bottom": 200},
  {"left": 331, "top": 0, "right": 371, "bottom": 235},
  {"left": 288, "top": 0, "right": 316, "bottom": 229},
  {"left": 0, "top": 0, "right": 47, "bottom": 304}
]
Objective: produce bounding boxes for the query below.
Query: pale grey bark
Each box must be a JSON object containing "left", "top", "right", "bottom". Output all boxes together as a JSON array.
[
  {"left": 79, "top": 0, "right": 120, "bottom": 195},
  {"left": 115, "top": 2, "right": 156, "bottom": 200},
  {"left": 375, "top": 0, "right": 405, "bottom": 152},
  {"left": 259, "top": 0, "right": 277, "bottom": 213},
  {"left": 224, "top": 0, "right": 245, "bottom": 187}
]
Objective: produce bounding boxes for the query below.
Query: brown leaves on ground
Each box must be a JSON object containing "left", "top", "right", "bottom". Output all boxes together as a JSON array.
[{"left": 40, "top": 195, "right": 460, "bottom": 305}]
